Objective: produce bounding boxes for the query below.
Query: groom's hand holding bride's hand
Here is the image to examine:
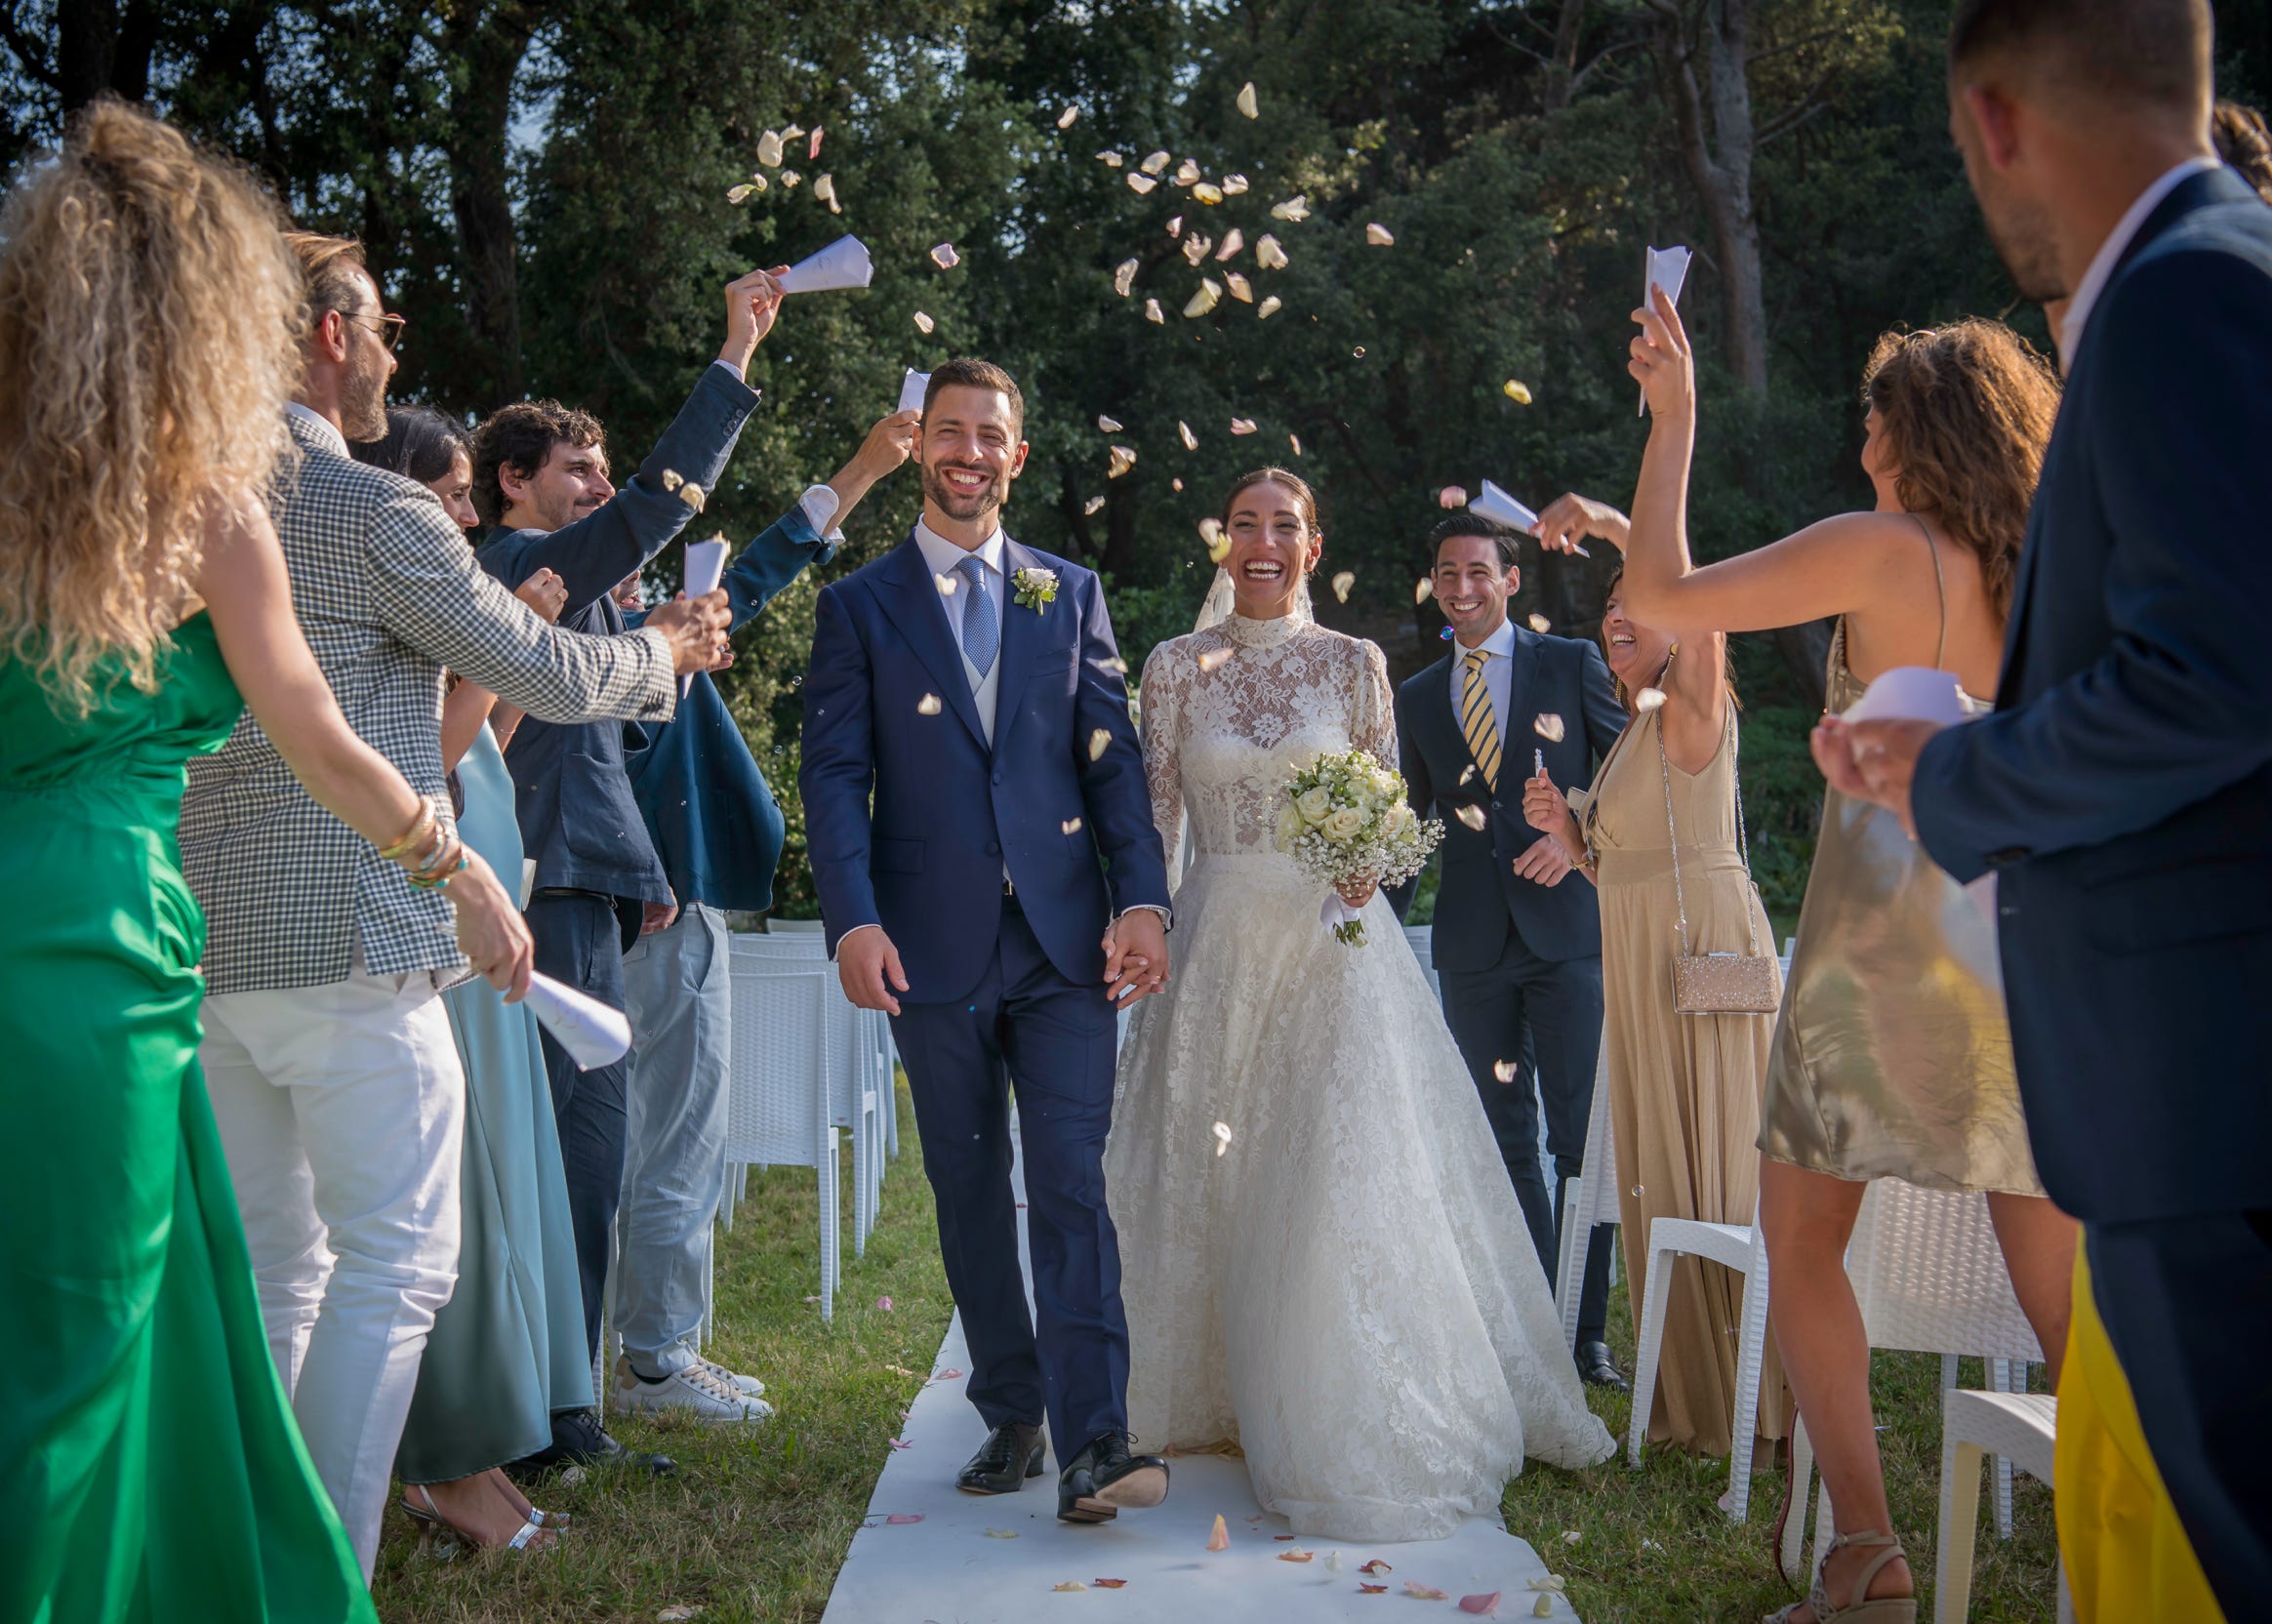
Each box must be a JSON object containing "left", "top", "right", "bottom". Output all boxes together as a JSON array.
[
  {"left": 1101, "top": 910, "right": 1170, "bottom": 1005},
  {"left": 839, "top": 926, "right": 912, "bottom": 1016}
]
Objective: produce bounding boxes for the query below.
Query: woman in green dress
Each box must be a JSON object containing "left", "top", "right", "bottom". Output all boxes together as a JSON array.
[{"left": 0, "top": 103, "right": 535, "bottom": 1621}]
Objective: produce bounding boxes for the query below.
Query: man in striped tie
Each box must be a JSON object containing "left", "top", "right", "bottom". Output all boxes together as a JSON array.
[{"left": 1390, "top": 515, "right": 1629, "bottom": 1389}]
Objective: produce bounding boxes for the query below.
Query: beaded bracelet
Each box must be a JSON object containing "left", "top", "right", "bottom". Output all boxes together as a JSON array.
[{"left": 407, "top": 853, "right": 468, "bottom": 892}]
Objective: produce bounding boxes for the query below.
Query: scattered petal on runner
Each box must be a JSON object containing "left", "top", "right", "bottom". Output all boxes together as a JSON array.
[
  {"left": 1089, "top": 728, "right": 1113, "bottom": 760},
  {"left": 1366, "top": 223, "right": 1396, "bottom": 246},
  {"left": 1230, "top": 417, "right": 1257, "bottom": 435},
  {"left": 1635, "top": 687, "right": 1667, "bottom": 712},
  {"left": 935, "top": 573, "right": 959, "bottom": 596},
  {"left": 913, "top": 310, "right": 935, "bottom": 334},
  {"left": 756, "top": 129, "right": 784, "bottom": 167},
  {"left": 1184, "top": 278, "right": 1221, "bottom": 317},
  {"left": 1207, "top": 1514, "right": 1232, "bottom": 1552},
  {"left": 1331, "top": 570, "right": 1356, "bottom": 603},
  {"left": 1062, "top": 817, "right": 1083, "bottom": 834},
  {"left": 1533, "top": 1597, "right": 1555, "bottom": 1618},
  {"left": 1561, "top": 1530, "right": 1582, "bottom": 1546},
  {"left": 1456, "top": 804, "right": 1488, "bottom": 831},
  {"left": 808, "top": 127, "right": 824, "bottom": 160},
  {"left": 1278, "top": 1548, "right": 1315, "bottom": 1563},
  {"left": 1224, "top": 273, "right": 1253, "bottom": 303},
  {"left": 1326, "top": 1551, "right": 1344, "bottom": 1572},
  {"left": 1145, "top": 298, "right": 1165, "bottom": 323},
  {"left": 728, "top": 183, "right": 755, "bottom": 204},
  {"left": 1093, "top": 1579, "right": 1128, "bottom": 1589},
  {"left": 1215, "top": 227, "right": 1244, "bottom": 261},
  {"left": 1459, "top": 1596, "right": 1503, "bottom": 1616},
  {"left": 930, "top": 242, "right": 960, "bottom": 269},
  {"left": 1527, "top": 1575, "right": 1566, "bottom": 1592},
  {"left": 934, "top": 1366, "right": 965, "bottom": 1380},
  {"left": 1493, "top": 1059, "right": 1519, "bottom": 1082},
  {"left": 1256, "top": 233, "right": 1289, "bottom": 270},
  {"left": 1221, "top": 174, "right": 1249, "bottom": 195},
  {"left": 1114, "top": 259, "right": 1139, "bottom": 297},
  {"left": 1084, "top": 495, "right": 1106, "bottom": 515},
  {"left": 1173, "top": 157, "right": 1201, "bottom": 186},
  {"left": 1097, "top": 149, "right": 1124, "bottom": 167},
  {"left": 888, "top": 1438, "right": 912, "bottom": 1449},
  {"left": 1274, "top": 1534, "right": 1296, "bottom": 1541},
  {"left": 1256, "top": 295, "right": 1282, "bottom": 319},
  {"left": 1288, "top": 433, "right": 1303, "bottom": 456},
  {"left": 885, "top": 1513, "right": 923, "bottom": 1524},
  {"left": 1533, "top": 712, "right": 1567, "bottom": 743},
  {"left": 1181, "top": 234, "right": 1212, "bottom": 266},
  {"left": 984, "top": 1527, "right": 1020, "bottom": 1538},
  {"left": 1057, "top": 104, "right": 1080, "bottom": 129},
  {"left": 1141, "top": 149, "right": 1171, "bottom": 175},
  {"left": 1194, "top": 182, "right": 1223, "bottom": 205},
  {"left": 1360, "top": 1560, "right": 1395, "bottom": 1575},
  {"left": 779, "top": 169, "right": 801, "bottom": 187},
  {"left": 1237, "top": 81, "right": 1259, "bottom": 118},
  {"left": 1405, "top": 1583, "right": 1449, "bottom": 1601},
  {"left": 916, "top": 694, "right": 943, "bottom": 715},
  {"left": 1127, "top": 173, "right": 1158, "bottom": 195},
  {"left": 1503, "top": 379, "right": 1533, "bottom": 404},
  {"left": 1528, "top": 614, "right": 1553, "bottom": 634},
  {"left": 1360, "top": 1585, "right": 1390, "bottom": 1596},
  {"left": 1414, "top": 576, "right": 1433, "bottom": 604},
  {"left": 1438, "top": 485, "right": 1469, "bottom": 508},
  {"left": 1053, "top": 1581, "right": 1087, "bottom": 1592},
  {"left": 1271, "top": 194, "right": 1311, "bottom": 223},
  {"left": 813, "top": 174, "right": 840, "bottom": 214},
  {"left": 662, "top": 469, "right": 684, "bottom": 492},
  {"left": 677, "top": 482, "right": 706, "bottom": 512},
  {"left": 1108, "top": 445, "right": 1137, "bottom": 478},
  {"left": 1097, "top": 414, "right": 1123, "bottom": 432}
]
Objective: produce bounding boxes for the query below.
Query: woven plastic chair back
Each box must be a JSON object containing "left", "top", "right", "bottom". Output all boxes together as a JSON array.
[
  {"left": 723, "top": 954, "right": 834, "bottom": 1169},
  {"left": 1846, "top": 1177, "right": 2044, "bottom": 1363}
]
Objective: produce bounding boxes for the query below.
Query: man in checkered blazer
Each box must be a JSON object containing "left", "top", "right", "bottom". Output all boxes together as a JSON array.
[{"left": 179, "top": 233, "right": 730, "bottom": 1576}]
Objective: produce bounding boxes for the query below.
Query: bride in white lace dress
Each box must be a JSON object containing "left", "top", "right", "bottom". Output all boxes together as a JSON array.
[{"left": 1106, "top": 469, "right": 1613, "bottom": 1543}]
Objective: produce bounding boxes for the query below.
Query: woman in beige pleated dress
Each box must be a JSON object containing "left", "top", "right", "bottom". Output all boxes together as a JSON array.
[{"left": 1522, "top": 551, "right": 1788, "bottom": 1460}]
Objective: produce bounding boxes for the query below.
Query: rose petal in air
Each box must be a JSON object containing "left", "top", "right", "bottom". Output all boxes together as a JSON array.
[
  {"left": 1179, "top": 420, "right": 1198, "bottom": 451},
  {"left": 1438, "top": 485, "right": 1469, "bottom": 509},
  {"left": 1172, "top": 478, "right": 1184, "bottom": 492},
  {"left": 1173, "top": 157, "right": 1200, "bottom": 186},
  {"left": 1635, "top": 687, "right": 1667, "bottom": 712},
  {"left": 930, "top": 242, "right": 960, "bottom": 269},
  {"left": 1166, "top": 216, "right": 1183, "bottom": 238},
  {"left": 1221, "top": 174, "right": 1249, "bottom": 194},
  {"left": 1492, "top": 1058, "right": 1518, "bottom": 1082},
  {"left": 1084, "top": 495, "right": 1106, "bottom": 516},
  {"left": 1503, "top": 380, "right": 1533, "bottom": 405},
  {"left": 1062, "top": 817, "right": 1083, "bottom": 834},
  {"left": 936, "top": 572, "right": 960, "bottom": 596},
  {"left": 1366, "top": 223, "right": 1396, "bottom": 246},
  {"left": 1098, "top": 414, "right": 1123, "bottom": 432},
  {"left": 809, "top": 127, "right": 824, "bottom": 160},
  {"left": 1145, "top": 298, "right": 1165, "bottom": 324},
  {"left": 1197, "top": 647, "right": 1232, "bottom": 672},
  {"left": 781, "top": 123, "right": 804, "bottom": 142},
  {"left": 1126, "top": 173, "right": 1157, "bottom": 195},
  {"left": 1533, "top": 712, "right": 1566, "bottom": 743},
  {"left": 1194, "top": 182, "right": 1223, "bottom": 205},
  {"left": 1114, "top": 259, "right": 1139, "bottom": 297},
  {"left": 677, "top": 483, "right": 706, "bottom": 512},
  {"left": 1270, "top": 194, "right": 1310, "bottom": 223},
  {"left": 779, "top": 170, "right": 801, "bottom": 187},
  {"left": 1215, "top": 227, "right": 1244, "bottom": 261},
  {"left": 1181, "top": 235, "right": 1211, "bottom": 266},
  {"left": 1198, "top": 517, "right": 1226, "bottom": 561},
  {"left": 1230, "top": 417, "right": 1257, "bottom": 435},
  {"left": 1108, "top": 445, "right": 1137, "bottom": 478},
  {"left": 1141, "top": 149, "right": 1171, "bottom": 175},
  {"left": 728, "top": 183, "right": 755, "bottom": 204},
  {"left": 813, "top": 174, "right": 840, "bottom": 214},
  {"left": 1212, "top": 1120, "right": 1233, "bottom": 1156},
  {"left": 1459, "top": 764, "right": 1477, "bottom": 786},
  {"left": 1089, "top": 728, "right": 1113, "bottom": 760},
  {"left": 1184, "top": 278, "right": 1221, "bottom": 317},
  {"left": 662, "top": 469, "right": 684, "bottom": 492},
  {"left": 1057, "top": 104, "right": 1079, "bottom": 129},
  {"left": 1097, "top": 149, "right": 1124, "bottom": 167},
  {"left": 1415, "top": 577, "right": 1434, "bottom": 605},
  {"left": 756, "top": 130, "right": 784, "bottom": 167},
  {"left": 1237, "top": 81, "right": 1259, "bottom": 118},
  {"left": 1528, "top": 613, "right": 1552, "bottom": 634},
  {"left": 1256, "top": 295, "right": 1282, "bottom": 319},
  {"left": 1207, "top": 1514, "right": 1231, "bottom": 1551},
  {"left": 1331, "top": 570, "right": 1355, "bottom": 603},
  {"left": 1456, "top": 804, "right": 1487, "bottom": 831},
  {"left": 1256, "top": 233, "right": 1289, "bottom": 270},
  {"left": 1288, "top": 433, "right": 1303, "bottom": 456},
  {"left": 1224, "top": 273, "right": 1253, "bottom": 303},
  {"left": 917, "top": 694, "right": 943, "bottom": 715}
]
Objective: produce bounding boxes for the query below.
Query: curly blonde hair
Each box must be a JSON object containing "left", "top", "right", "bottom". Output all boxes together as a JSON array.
[
  {"left": 1861, "top": 320, "right": 2060, "bottom": 624},
  {"left": 0, "top": 99, "right": 304, "bottom": 712}
]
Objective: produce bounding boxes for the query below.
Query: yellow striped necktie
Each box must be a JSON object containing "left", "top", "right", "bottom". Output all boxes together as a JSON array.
[{"left": 1461, "top": 648, "right": 1501, "bottom": 792}]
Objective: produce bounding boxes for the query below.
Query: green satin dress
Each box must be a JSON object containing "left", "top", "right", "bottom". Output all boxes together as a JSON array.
[{"left": 0, "top": 614, "right": 374, "bottom": 1623}]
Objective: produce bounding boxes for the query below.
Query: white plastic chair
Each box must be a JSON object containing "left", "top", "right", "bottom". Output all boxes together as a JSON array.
[
  {"left": 1554, "top": 1038, "right": 1623, "bottom": 1353},
  {"left": 1935, "top": 1390, "right": 2071, "bottom": 1623},
  {"left": 1401, "top": 923, "right": 1440, "bottom": 997},
  {"left": 766, "top": 916, "right": 829, "bottom": 933},
  {"left": 1781, "top": 1178, "right": 2045, "bottom": 1583},
  {"left": 723, "top": 949, "right": 841, "bottom": 1320}
]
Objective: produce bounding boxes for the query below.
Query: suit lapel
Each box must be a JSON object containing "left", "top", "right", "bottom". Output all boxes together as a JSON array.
[
  {"left": 871, "top": 532, "right": 988, "bottom": 749},
  {"left": 1508, "top": 628, "right": 1545, "bottom": 770},
  {"left": 991, "top": 539, "right": 1042, "bottom": 755}
]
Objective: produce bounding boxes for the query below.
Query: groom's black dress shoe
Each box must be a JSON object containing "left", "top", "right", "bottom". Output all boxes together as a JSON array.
[
  {"left": 1058, "top": 1431, "right": 1169, "bottom": 1523},
  {"left": 1576, "top": 1340, "right": 1630, "bottom": 1392},
  {"left": 957, "top": 1422, "right": 1046, "bottom": 1494}
]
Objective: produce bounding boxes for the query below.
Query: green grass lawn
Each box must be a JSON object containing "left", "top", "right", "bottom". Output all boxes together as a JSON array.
[{"left": 373, "top": 1077, "right": 2059, "bottom": 1622}]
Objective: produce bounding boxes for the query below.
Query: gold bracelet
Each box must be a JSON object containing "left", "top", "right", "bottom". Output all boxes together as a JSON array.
[{"left": 377, "top": 795, "right": 436, "bottom": 862}]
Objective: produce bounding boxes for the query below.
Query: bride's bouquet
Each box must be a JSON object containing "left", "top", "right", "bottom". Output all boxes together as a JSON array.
[{"left": 1273, "top": 749, "right": 1443, "bottom": 947}]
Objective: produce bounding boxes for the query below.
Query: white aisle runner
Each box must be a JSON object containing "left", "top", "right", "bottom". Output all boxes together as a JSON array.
[{"left": 821, "top": 1144, "right": 1584, "bottom": 1622}]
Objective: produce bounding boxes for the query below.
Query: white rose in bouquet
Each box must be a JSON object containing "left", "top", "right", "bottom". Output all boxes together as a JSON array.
[
  {"left": 1273, "top": 800, "right": 1305, "bottom": 850},
  {"left": 1295, "top": 786, "right": 1334, "bottom": 825},
  {"left": 1382, "top": 800, "right": 1412, "bottom": 838},
  {"left": 1322, "top": 806, "right": 1366, "bottom": 842}
]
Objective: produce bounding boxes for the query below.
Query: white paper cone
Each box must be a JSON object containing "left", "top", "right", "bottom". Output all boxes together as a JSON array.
[
  {"left": 1469, "top": 478, "right": 1539, "bottom": 534},
  {"left": 898, "top": 368, "right": 930, "bottom": 416},
  {"left": 679, "top": 538, "right": 728, "bottom": 698},
  {"left": 1640, "top": 244, "right": 1693, "bottom": 416},
  {"left": 518, "top": 858, "right": 537, "bottom": 910},
  {"left": 522, "top": 971, "right": 631, "bottom": 1071},
  {"left": 774, "top": 235, "right": 873, "bottom": 295}
]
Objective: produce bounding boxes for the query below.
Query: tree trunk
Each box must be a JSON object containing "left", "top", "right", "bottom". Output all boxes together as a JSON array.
[
  {"left": 57, "top": 0, "right": 157, "bottom": 110},
  {"left": 1543, "top": 0, "right": 1586, "bottom": 112},
  {"left": 1662, "top": 0, "right": 1768, "bottom": 397},
  {"left": 442, "top": 3, "right": 541, "bottom": 408}
]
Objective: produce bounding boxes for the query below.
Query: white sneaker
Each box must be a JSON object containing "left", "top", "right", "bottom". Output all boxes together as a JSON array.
[
  {"left": 612, "top": 1355, "right": 774, "bottom": 1422},
  {"left": 697, "top": 1357, "right": 765, "bottom": 1398}
]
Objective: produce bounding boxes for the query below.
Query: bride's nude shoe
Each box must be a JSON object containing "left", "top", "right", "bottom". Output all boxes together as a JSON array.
[{"left": 1764, "top": 1530, "right": 1914, "bottom": 1624}]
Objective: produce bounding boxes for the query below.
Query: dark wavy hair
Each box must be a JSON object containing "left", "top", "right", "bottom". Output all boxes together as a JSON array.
[
  {"left": 469, "top": 398, "right": 605, "bottom": 526},
  {"left": 350, "top": 405, "right": 468, "bottom": 486},
  {"left": 1860, "top": 320, "right": 2059, "bottom": 624}
]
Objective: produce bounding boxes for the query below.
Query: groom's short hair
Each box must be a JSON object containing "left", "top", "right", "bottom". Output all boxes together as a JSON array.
[
  {"left": 923, "top": 357, "right": 1024, "bottom": 436},
  {"left": 1949, "top": 0, "right": 2210, "bottom": 118},
  {"left": 1429, "top": 515, "right": 1521, "bottom": 575}
]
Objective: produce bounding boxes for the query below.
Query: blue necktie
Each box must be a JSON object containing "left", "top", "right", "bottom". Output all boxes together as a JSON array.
[{"left": 957, "top": 555, "right": 997, "bottom": 678}]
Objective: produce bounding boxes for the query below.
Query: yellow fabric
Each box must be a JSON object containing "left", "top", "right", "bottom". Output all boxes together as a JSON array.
[
  {"left": 1460, "top": 649, "right": 1501, "bottom": 791},
  {"left": 2057, "top": 1245, "right": 2223, "bottom": 1624}
]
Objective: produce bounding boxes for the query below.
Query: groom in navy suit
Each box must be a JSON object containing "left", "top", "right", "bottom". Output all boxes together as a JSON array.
[{"left": 800, "top": 358, "right": 1175, "bottom": 1524}]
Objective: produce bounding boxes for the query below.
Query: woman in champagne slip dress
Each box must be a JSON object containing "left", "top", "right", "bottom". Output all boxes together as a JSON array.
[{"left": 1556, "top": 304, "right": 2073, "bottom": 1621}]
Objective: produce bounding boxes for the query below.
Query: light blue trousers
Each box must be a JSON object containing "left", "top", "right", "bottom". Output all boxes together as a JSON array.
[{"left": 617, "top": 903, "right": 731, "bottom": 1374}]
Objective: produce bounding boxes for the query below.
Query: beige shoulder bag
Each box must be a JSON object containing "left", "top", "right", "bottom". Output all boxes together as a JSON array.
[{"left": 1661, "top": 707, "right": 1781, "bottom": 1016}]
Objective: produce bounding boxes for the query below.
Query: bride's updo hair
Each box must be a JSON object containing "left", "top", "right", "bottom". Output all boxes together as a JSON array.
[{"left": 1221, "top": 467, "right": 1322, "bottom": 546}]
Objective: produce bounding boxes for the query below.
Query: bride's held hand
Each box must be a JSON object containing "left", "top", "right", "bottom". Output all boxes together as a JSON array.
[{"left": 1334, "top": 875, "right": 1379, "bottom": 910}]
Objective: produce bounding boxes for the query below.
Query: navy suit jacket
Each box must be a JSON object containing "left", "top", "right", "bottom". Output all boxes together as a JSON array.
[
  {"left": 478, "top": 363, "right": 759, "bottom": 904},
  {"left": 1391, "top": 626, "right": 1625, "bottom": 968},
  {"left": 797, "top": 531, "right": 1171, "bottom": 1003},
  {"left": 622, "top": 499, "right": 836, "bottom": 914},
  {"left": 1913, "top": 166, "right": 2272, "bottom": 1223}
]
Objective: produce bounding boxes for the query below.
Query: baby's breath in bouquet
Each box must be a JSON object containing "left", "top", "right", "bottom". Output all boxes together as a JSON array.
[{"left": 1273, "top": 749, "right": 1444, "bottom": 946}]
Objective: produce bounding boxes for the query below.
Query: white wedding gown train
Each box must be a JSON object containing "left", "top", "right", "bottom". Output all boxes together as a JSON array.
[{"left": 1107, "top": 611, "right": 1612, "bottom": 1543}]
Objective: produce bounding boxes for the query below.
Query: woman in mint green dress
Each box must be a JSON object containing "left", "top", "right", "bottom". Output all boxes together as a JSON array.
[{"left": 0, "top": 103, "right": 535, "bottom": 1621}]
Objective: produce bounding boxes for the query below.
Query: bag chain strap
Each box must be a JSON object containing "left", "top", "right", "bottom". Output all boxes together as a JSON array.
[{"left": 1656, "top": 652, "right": 1761, "bottom": 961}]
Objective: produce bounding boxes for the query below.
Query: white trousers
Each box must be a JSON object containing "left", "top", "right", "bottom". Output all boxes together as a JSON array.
[{"left": 199, "top": 968, "right": 465, "bottom": 1580}]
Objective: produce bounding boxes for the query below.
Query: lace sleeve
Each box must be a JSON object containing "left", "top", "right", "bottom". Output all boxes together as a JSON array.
[
  {"left": 1138, "top": 640, "right": 1188, "bottom": 882},
  {"left": 1353, "top": 637, "right": 1398, "bottom": 764}
]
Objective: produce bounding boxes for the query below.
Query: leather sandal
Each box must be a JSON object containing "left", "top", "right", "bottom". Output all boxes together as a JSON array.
[{"left": 1762, "top": 1529, "right": 1914, "bottom": 1624}]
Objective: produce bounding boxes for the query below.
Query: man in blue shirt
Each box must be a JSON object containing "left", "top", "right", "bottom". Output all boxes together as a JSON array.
[{"left": 608, "top": 408, "right": 918, "bottom": 1420}]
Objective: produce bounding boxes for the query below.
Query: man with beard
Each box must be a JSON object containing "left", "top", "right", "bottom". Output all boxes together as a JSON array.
[
  {"left": 181, "top": 232, "right": 728, "bottom": 1574},
  {"left": 472, "top": 265, "right": 787, "bottom": 1474},
  {"left": 1821, "top": 0, "right": 2272, "bottom": 1613}
]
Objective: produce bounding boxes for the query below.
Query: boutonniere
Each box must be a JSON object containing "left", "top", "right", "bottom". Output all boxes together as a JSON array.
[{"left": 1012, "top": 567, "right": 1060, "bottom": 614}]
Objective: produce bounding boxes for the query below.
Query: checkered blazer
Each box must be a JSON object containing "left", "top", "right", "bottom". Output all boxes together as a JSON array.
[{"left": 181, "top": 412, "right": 679, "bottom": 995}]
